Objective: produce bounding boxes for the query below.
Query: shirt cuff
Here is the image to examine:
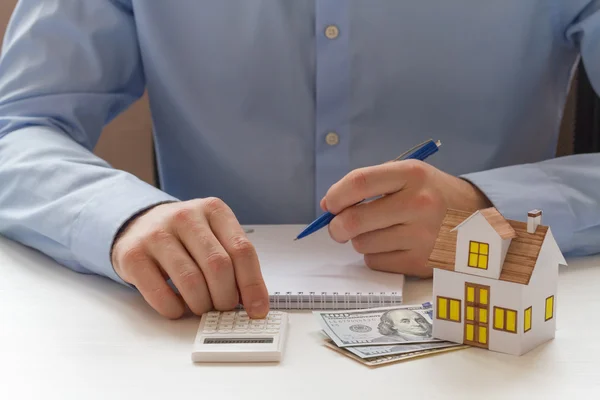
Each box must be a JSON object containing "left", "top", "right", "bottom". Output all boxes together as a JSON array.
[
  {"left": 459, "top": 163, "right": 575, "bottom": 250},
  {"left": 70, "top": 173, "right": 179, "bottom": 286}
]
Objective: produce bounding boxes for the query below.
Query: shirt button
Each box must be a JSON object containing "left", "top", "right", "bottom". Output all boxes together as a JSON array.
[
  {"left": 325, "top": 132, "right": 339, "bottom": 146},
  {"left": 324, "top": 25, "right": 339, "bottom": 39}
]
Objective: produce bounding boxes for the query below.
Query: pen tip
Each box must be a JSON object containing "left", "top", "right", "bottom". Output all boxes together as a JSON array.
[
  {"left": 293, "top": 238, "right": 298, "bottom": 241},
  {"left": 435, "top": 140, "right": 442, "bottom": 147}
]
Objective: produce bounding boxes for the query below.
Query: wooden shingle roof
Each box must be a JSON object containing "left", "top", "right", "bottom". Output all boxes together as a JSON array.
[
  {"left": 427, "top": 208, "right": 548, "bottom": 285},
  {"left": 450, "top": 207, "right": 517, "bottom": 240}
]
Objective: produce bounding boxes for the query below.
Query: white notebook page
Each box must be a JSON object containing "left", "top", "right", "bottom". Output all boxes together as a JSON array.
[{"left": 244, "top": 225, "right": 405, "bottom": 296}]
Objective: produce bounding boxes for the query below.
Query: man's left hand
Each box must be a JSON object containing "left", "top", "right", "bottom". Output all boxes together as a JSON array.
[{"left": 321, "top": 160, "right": 492, "bottom": 278}]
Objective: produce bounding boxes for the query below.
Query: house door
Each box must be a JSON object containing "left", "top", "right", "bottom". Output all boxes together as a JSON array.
[{"left": 464, "top": 282, "right": 490, "bottom": 349}]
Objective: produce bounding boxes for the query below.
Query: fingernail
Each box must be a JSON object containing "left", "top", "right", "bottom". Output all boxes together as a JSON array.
[{"left": 251, "top": 299, "right": 268, "bottom": 317}]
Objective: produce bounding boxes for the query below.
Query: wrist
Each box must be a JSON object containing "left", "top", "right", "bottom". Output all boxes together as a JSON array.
[
  {"left": 110, "top": 200, "right": 177, "bottom": 264},
  {"left": 435, "top": 169, "right": 492, "bottom": 212},
  {"left": 457, "top": 178, "right": 493, "bottom": 211}
]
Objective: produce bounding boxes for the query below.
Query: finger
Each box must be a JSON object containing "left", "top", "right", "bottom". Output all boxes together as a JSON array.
[
  {"left": 320, "top": 197, "right": 327, "bottom": 211},
  {"left": 329, "top": 189, "right": 418, "bottom": 243},
  {"left": 148, "top": 232, "right": 214, "bottom": 316},
  {"left": 364, "top": 250, "right": 433, "bottom": 278},
  {"left": 125, "top": 255, "right": 186, "bottom": 319},
  {"left": 323, "top": 160, "right": 429, "bottom": 215},
  {"left": 351, "top": 223, "right": 426, "bottom": 254},
  {"left": 173, "top": 204, "right": 239, "bottom": 312},
  {"left": 207, "top": 200, "right": 269, "bottom": 319}
]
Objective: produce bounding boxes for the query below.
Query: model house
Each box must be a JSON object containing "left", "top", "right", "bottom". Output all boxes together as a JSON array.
[{"left": 427, "top": 207, "right": 566, "bottom": 356}]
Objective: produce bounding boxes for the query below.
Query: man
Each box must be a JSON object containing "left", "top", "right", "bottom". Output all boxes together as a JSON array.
[{"left": 0, "top": 2, "right": 598, "bottom": 320}]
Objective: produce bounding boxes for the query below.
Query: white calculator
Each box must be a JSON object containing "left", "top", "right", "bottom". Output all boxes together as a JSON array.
[{"left": 191, "top": 310, "right": 289, "bottom": 363}]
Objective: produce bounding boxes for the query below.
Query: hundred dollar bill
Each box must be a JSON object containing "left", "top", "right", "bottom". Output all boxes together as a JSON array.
[
  {"left": 323, "top": 339, "right": 469, "bottom": 367},
  {"left": 313, "top": 302, "right": 443, "bottom": 347},
  {"left": 345, "top": 341, "right": 460, "bottom": 359}
]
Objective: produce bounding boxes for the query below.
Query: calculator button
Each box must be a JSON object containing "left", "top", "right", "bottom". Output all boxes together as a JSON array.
[
  {"left": 266, "top": 329, "right": 278, "bottom": 334},
  {"left": 203, "top": 329, "right": 216, "bottom": 334},
  {"left": 267, "top": 324, "right": 279, "bottom": 330},
  {"left": 238, "top": 311, "right": 248, "bottom": 317},
  {"left": 222, "top": 311, "right": 236, "bottom": 317}
]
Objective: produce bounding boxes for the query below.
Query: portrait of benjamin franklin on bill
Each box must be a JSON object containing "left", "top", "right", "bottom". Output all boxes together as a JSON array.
[{"left": 373, "top": 309, "right": 433, "bottom": 343}]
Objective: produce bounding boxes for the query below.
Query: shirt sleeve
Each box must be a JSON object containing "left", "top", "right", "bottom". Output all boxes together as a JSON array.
[
  {"left": 0, "top": 0, "right": 179, "bottom": 285},
  {"left": 459, "top": 2, "right": 600, "bottom": 258}
]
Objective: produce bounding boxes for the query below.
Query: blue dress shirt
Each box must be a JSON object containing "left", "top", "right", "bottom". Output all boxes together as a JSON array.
[{"left": 1, "top": 1, "right": 599, "bottom": 285}]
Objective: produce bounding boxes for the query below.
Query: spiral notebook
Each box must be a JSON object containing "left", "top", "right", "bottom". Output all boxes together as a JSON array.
[{"left": 244, "top": 225, "right": 404, "bottom": 310}]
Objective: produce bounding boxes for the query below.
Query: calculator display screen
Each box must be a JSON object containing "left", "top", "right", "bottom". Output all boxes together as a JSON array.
[{"left": 203, "top": 337, "right": 274, "bottom": 344}]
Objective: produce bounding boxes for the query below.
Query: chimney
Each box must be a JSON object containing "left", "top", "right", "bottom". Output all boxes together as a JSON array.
[{"left": 527, "top": 209, "right": 542, "bottom": 233}]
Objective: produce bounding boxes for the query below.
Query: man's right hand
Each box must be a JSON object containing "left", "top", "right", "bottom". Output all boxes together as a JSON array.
[{"left": 110, "top": 198, "right": 269, "bottom": 319}]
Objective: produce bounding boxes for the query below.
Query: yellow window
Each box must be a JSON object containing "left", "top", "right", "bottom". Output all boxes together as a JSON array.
[
  {"left": 466, "top": 306, "right": 474, "bottom": 321},
  {"left": 470, "top": 241, "right": 479, "bottom": 253},
  {"left": 466, "top": 323, "right": 474, "bottom": 341},
  {"left": 478, "top": 326, "right": 487, "bottom": 344},
  {"left": 494, "top": 306, "right": 518, "bottom": 333},
  {"left": 468, "top": 253, "right": 478, "bottom": 267},
  {"left": 545, "top": 296, "right": 554, "bottom": 321},
  {"left": 506, "top": 310, "right": 516, "bottom": 332},
  {"left": 438, "top": 297, "right": 461, "bottom": 322},
  {"left": 479, "top": 243, "right": 489, "bottom": 255},
  {"left": 438, "top": 297, "right": 447, "bottom": 319},
  {"left": 479, "top": 288, "right": 488, "bottom": 305},
  {"left": 450, "top": 299, "right": 460, "bottom": 322},
  {"left": 524, "top": 307, "right": 532, "bottom": 332},
  {"left": 479, "top": 308, "right": 488, "bottom": 324},
  {"left": 478, "top": 255, "right": 488, "bottom": 269},
  {"left": 494, "top": 308, "right": 504, "bottom": 330},
  {"left": 468, "top": 241, "right": 489, "bottom": 269},
  {"left": 467, "top": 287, "right": 475, "bottom": 302}
]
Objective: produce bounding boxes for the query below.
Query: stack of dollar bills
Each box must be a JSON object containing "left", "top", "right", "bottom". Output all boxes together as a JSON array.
[{"left": 313, "top": 302, "right": 469, "bottom": 367}]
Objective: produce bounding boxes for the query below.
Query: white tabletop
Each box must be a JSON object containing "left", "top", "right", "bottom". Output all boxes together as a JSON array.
[{"left": 1, "top": 234, "right": 599, "bottom": 400}]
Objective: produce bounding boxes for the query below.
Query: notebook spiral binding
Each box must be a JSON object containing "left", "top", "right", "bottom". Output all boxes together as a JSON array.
[{"left": 268, "top": 291, "right": 401, "bottom": 310}]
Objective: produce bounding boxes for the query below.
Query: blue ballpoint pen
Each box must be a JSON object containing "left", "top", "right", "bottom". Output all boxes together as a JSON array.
[{"left": 294, "top": 139, "right": 442, "bottom": 241}]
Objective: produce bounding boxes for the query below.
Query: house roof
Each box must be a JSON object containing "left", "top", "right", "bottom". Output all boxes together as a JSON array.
[
  {"left": 450, "top": 207, "right": 517, "bottom": 240},
  {"left": 427, "top": 208, "right": 548, "bottom": 285}
]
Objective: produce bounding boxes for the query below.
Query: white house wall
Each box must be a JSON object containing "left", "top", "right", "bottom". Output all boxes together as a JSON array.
[
  {"left": 432, "top": 269, "right": 464, "bottom": 344},
  {"left": 500, "top": 238, "right": 510, "bottom": 273},
  {"left": 455, "top": 213, "right": 505, "bottom": 280},
  {"left": 521, "top": 234, "right": 559, "bottom": 354},
  {"left": 433, "top": 268, "right": 524, "bottom": 355}
]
